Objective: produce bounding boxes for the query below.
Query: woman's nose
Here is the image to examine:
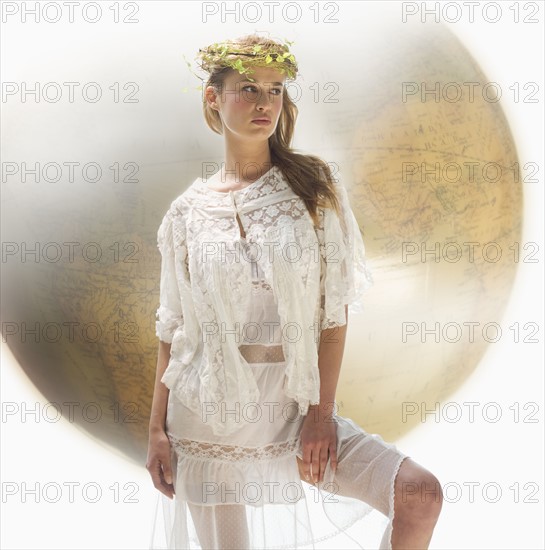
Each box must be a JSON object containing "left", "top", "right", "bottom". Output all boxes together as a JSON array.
[{"left": 255, "top": 89, "right": 273, "bottom": 108}]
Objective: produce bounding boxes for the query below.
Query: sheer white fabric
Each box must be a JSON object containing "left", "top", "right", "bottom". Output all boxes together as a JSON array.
[
  {"left": 149, "top": 406, "right": 409, "bottom": 549},
  {"left": 150, "top": 166, "right": 408, "bottom": 549}
]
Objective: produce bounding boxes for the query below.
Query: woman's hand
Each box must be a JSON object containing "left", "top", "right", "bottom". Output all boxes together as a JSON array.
[
  {"left": 146, "top": 429, "right": 176, "bottom": 499},
  {"left": 299, "top": 403, "right": 338, "bottom": 484}
]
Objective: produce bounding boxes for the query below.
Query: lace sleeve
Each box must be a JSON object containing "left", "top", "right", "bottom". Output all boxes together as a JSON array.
[
  {"left": 155, "top": 203, "right": 185, "bottom": 344},
  {"left": 316, "top": 171, "right": 374, "bottom": 330}
]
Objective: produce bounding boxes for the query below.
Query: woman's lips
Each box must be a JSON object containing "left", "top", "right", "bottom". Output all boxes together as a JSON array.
[{"left": 252, "top": 119, "right": 271, "bottom": 125}]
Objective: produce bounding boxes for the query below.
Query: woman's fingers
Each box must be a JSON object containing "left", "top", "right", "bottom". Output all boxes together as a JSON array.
[
  {"left": 147, "top": 459, "right": 162, "bottom": 491},
  {"left": 147, "top": 432, "right": 176, "bottom": 499},
  {"left": 302, "top": 446, "right": 313, "bottom": 482},
  {"left": 304, "top": 445, "right": 336, "bottom": 484},
  {"left": 300, "top": 416, "right": 339, "bottom": 484},
  {"left": 162, "top": 458, "right": 173, "bottom": 486},
  {"left": 319, "top": 446, "right": 330, "bottom": 483},
  {"left": 147, "top": 456, "right": 175, "bottom": 499},
  {"left": 159, "top": 459, "right": 176, "bottom": 499},
  {"left": 329, "top": 440, "right": 338, "bottom": 474},
  {"left": 311, "top": 448, "right": 321, "bottom": 483}
]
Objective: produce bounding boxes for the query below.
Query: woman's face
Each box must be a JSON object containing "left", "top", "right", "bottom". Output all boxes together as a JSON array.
[{"left": 207, "top": 66, "right": 286, "bottom": 140}]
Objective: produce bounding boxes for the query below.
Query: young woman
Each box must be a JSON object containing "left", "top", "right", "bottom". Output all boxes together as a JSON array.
[{"left": 147, "top": 34, "right": 443, "bottom": 549}]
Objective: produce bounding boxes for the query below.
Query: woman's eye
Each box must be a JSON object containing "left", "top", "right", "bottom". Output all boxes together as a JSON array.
[{"left": 242, "top": 86, "right": 282, "bottom": 95}]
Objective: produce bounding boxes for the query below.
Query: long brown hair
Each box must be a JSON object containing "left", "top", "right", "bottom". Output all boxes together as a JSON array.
[{"left": 200, "top": 33, "right": 341, "bottom": 226}]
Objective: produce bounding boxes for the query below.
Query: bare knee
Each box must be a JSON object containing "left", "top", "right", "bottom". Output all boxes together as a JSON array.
[{"left": 394, "top": 458, "right": 443, "bottom": 524}]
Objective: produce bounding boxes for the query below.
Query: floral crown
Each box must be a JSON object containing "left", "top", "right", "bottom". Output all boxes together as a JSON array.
[{"left": 181, "top": 37, "right": 298, "bottom": 92}]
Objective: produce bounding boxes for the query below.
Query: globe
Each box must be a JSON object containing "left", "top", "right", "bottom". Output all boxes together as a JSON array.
[{"left": 1, "top": 21, "right": 521, "bottom": 465}]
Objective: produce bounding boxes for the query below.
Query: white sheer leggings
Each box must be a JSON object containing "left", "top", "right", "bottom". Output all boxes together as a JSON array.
[
  {"left": 187, "top": 502, "right": 250, "bottom": 549},
  {"left": 186, "top": 431, "right": 409, "bottom": 550}
]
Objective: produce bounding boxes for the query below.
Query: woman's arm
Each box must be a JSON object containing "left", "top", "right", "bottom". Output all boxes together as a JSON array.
[
  {"left": 299, "top": 305, "right": 348, "bottom": 483},
  {"left": 146, "top": 340, "right": 176, "bottom": 498},
  {"left": 148, "top": 340, "right": 172, "bottom": 434},
  {"left": 308, "top": 304, "right": 349, "bottom": 416}
]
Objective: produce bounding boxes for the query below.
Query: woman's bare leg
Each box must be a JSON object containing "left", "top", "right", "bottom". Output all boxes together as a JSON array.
[
  {"left": 389, "top": 457, "right": 443, "bottom": 549},
  {"left": 296, "top": 447, "right": 443, "bottom": 549}
]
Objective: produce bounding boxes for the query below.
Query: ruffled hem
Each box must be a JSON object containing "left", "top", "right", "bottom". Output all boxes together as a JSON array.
[
  {"left": 149, "top": 484, "right": 387, "bottom": 550},
  {"left": 148, "top": 416, "right": 409, "bottom": 550},
  {"left": 166, "top": 434, "right": 303, "bottom": 506}
]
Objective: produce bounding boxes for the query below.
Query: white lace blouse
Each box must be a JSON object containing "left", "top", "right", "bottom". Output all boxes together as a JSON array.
[{"left": 155, "top": 165, "right": 374, "bottom": 437}]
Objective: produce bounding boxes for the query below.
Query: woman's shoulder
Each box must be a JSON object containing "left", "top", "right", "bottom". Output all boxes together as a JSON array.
[
  {"left": 156, "top": 188, "right": 196, "bottom": 251},
  {"left": 161, "top": 180, "right": 201, "bottom": 219}
]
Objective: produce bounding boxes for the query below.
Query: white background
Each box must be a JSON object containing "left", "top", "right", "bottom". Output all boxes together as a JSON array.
[{"left": 1, "top": 1, "right": 544, "bottom": 549}]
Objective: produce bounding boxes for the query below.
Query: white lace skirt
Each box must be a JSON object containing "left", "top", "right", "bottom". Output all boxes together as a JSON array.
[{"left": 149, "top": 360, "right": 409, "bottom": 549}]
